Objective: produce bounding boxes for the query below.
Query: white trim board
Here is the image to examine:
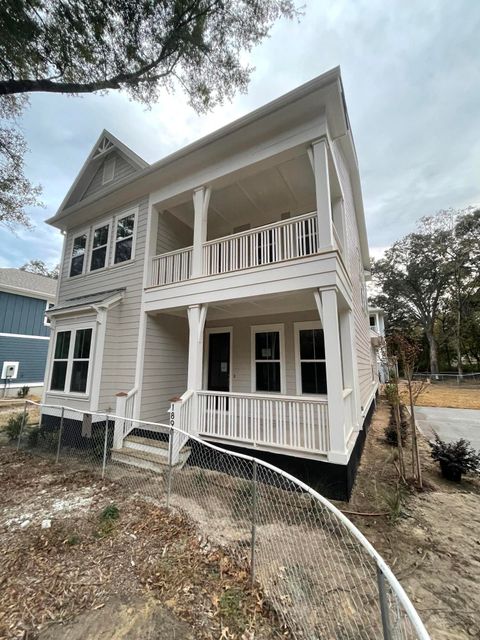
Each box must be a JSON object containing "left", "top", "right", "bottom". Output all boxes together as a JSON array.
[{"left": 0, "top": 333, "right": 50, "bottom": 340}]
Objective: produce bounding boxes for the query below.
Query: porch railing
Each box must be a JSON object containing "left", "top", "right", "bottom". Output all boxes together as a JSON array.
[
  {"left": 203, "top": 212, "right": 319, "bottom": 276},
  {"left": 196, "top": 390, "right": 329, "bottom": 454},
  {"left": 150, "top": 246, "right": 193, "bottom": 286}
]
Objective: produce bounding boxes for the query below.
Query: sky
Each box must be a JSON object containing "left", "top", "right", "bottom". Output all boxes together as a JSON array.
[{"left": 1, "top": 0, "right": 480, "bottom": 269}]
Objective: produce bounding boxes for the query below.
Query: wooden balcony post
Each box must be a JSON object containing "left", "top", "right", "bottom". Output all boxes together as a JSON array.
[
  {"left": 192, "top": 187, "right": 211, "bottom": 278},
  {"left": 315, "top": 288, "right": 347, "bottom": 461},
  {"left": 309, "top": 139, "right": 334, "bottom": 250}
]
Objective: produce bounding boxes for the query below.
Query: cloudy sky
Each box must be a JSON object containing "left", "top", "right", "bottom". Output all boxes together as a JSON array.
[{"left": 2, "top": 0, "right": 479, "bottom": 269}]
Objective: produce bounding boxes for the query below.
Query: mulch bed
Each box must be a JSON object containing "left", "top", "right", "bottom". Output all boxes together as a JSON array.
[{"left": 0, "top": 448, "right": 289, "bottom": 640}]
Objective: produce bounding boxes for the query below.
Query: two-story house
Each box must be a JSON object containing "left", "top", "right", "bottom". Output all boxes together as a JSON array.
[
  {"left": 0, "top": 269, "right": 57, "bottom": 396},
  {"left": 43, "top": 67, "right": 377, "bottom": 499}
]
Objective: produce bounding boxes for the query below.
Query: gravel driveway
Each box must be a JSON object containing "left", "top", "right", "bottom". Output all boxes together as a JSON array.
[{"left": 415, "top": 406, "right": 480, "bottom": 451}]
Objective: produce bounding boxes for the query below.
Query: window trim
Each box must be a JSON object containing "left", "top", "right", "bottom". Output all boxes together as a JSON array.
[
  {"left": 69, "top": 230, "right": 89, "bottom": 278},
  {"left": 112, "top": 207, "right": 138, "bottom": 266},
  {"left": 294, "top": 321, "right": 327, "bottom": 397},
  {"left": 88, "top": 219, "right": 112, "bottom": 273},
  {"left": 44, "top": 301, "right": 54, "bottom": 327},
  {"left": 250, "top": 323, "right": 286, "bottom": 394},
  {"left": 48, "top": 323, "right": 96, "bottom": 397}
]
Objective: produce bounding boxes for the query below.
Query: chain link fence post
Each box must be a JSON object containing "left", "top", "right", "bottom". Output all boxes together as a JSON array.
[
  {"left": 55, "top": 407, "right": 64, "bottom": 463},
  {"left": 377, "top": 566, "right": 393, "bottom": 640},
  {"left": 250, "top": 458, "right": 258, "bottom": 587},
  {"left": 166, "top": 426, "right": 173, "bottom": 509},
  {"left": 16, "top": 401, "right": 28, "bottom": 451},
  {"left": 102, "top": 415, "right": 109, "bottom": 479}
]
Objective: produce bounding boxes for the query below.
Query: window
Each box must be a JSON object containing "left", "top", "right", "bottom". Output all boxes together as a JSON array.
[
  {"left": 90, "top": 223, "right": 109, "bottom": 271},
  {"left": 102, "top": 156, "right": 115, "bottom": 184},
  {"left": 114, "top": 212, "right": 135, "bottom": 264},
  {"left": 369, "top": 316, "right": 376, "bottom": 328},
  {"left": 252, "top": 325, "right": 284, "bottom": 393},
  {"left": 70, "top": 233, "right": 87, "bottom": 277},
  {"left": 295, "top": 322, "right": 327, "bottom": 394},
  {"left": 50, "top": 327, "right": 93, "bottom": 394}
]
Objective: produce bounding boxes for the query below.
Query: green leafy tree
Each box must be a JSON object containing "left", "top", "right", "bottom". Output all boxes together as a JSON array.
[
  {"left": 0, "top": 0, "right": 297, "bottom": 229},
  {"left": 20, "top": 259, "right": 59, "bottom": 279}
]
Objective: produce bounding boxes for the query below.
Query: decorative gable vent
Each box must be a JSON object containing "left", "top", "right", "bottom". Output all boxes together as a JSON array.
[
  {"left": 102, "top": 156, "right": 116, "bottom": 184},
  {"left": 93, "top": 137, "right": 114, "bottom": 159}
]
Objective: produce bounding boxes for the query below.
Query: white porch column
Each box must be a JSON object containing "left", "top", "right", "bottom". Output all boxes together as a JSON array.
[
  {"left": 191, "top": 187, "right": 211, "bottom": 278},
  {"left": 309, "top": 139, "right": 334, "bottom": 250},
  {"left": 339, "top": 308, "right": 361, "bottom": 433},
  {"left": 187, "top": 304, "right": 208, "bottom": 390},
  {"left": 315, "top": 288, "right": 347, "bottom": 461}
]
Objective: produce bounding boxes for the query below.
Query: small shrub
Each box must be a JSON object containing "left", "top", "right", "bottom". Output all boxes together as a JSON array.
[
  {"left": 17, "top": 386, "right": 30, "bottom": 398},
  {"left": 381, "top": 484, "right": 408, "bottom": 522},
  {"left": 66, "top": 533, "right": 80, "bottom": 546},
  {"left": 97, "top": 504, "right": 120, "bottom": 536},
  {"left": 5, "top": 412, "right": 24, "bottom": 441},
  {"left": 430, "top": 436, "right": 480, "bottom": 482},
  {"left": 27, "top": 428, "right": 39, "bottom": 448},
  {"left": 384, "top": 416, "right": 408, "bottom": 446}
]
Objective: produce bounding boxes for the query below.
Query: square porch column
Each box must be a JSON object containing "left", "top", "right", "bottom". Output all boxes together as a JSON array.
[
  {"left": 191, "top": 187, "right": 211, "bottom": 278},
  {"left": 315, "top": 288, "right": 347, "bottom": 462},
  {"left": 339, "top": 308, "right": 361, "bottom": 432},
  {"left": 309, "top": 139, "right": 334, "bottom": 251},
  {"left": 187, "top": 303, "right": 208, "bottom": 390}
]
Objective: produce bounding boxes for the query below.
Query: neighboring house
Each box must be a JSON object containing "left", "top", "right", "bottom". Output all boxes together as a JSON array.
[
  {"left": 0, "top": 269, "right": 57, "bottom": 396},
  {"left": 43, "top": 67, "right": 377, "bottom": 499},
  {"left": 369, "top": 307, "right": 388, "bottom": 383}
]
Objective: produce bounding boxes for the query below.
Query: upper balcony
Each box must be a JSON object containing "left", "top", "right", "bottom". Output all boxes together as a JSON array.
[
  {"left": 143, "top": 140, "right": 351, "bottom": 310},
  {"left": 149, "top": 211, "right": 344, "bottom": 287}
]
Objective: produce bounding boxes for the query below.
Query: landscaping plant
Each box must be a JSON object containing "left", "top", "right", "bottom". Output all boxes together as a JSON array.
[
  {"left": 430, "top": 436, "right": 480, "bottom": 482},
  {"left": 4, "top": 412, "right": 24, "bottom": 441}
]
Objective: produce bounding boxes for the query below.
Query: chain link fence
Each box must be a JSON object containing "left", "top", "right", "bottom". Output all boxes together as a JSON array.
[{"left": 12, "top": 400, "right": 430, "bottom": 640}]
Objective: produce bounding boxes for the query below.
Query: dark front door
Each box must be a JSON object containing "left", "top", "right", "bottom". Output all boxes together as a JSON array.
[{"left": 208, "top": 332, "right": 230, "bottom": 392}]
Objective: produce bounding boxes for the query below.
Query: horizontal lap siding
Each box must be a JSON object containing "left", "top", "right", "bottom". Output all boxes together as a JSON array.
[
  {"left": 140, "top": 314, "right": 189, "bottom": 422},
  {"left": 0, "top": 292, "right": 50, "bottom": 337},
  {"left": 0, "top": 336, "right": 49, "bottom": 384},
  {"left": 55, "top": 196, "right": 149, "bottom": 412},
  {"left": 156, "top": 211, "right": 192, "bottom": 255},
  {"left": 82, "top": 152, "right": 137, "bottom": 200},
  {"left": 206, "top": 310, "right": 319, "bottom": 395},
  {"left": 333, "top": 144, "right": 374, "bottom": 414}
]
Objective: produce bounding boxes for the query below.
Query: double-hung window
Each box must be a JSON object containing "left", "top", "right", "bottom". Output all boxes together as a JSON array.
[
  {"left": 114, "top": 212, "right": 135, "bottom": 264},
  {"left": 90, "top": 223, "right": 110, "bottom": 271},
  {"left": 252, "top": 325, "right": 284, "bottom": 393},
  {"left": 70, "top": 233, "right": 87, "bottom": 277},
  {"left": 50, "top": 327, "right": 93, "bottom": 394},
  {"left": 295, "top": 322, "right": 327, "bottom": 394}
]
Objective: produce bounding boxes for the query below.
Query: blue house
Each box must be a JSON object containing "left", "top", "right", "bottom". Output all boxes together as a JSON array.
[{"left": 0, "top": 269, "right": 57, "bottom": 397}]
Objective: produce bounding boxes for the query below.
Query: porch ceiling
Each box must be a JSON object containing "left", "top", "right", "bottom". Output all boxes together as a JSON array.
[
  {"left": 165, "top": 152, "right": 316, "bottom": 240},
  {"left": 153, "top": 289, "right": 319, "bottom": 321}
]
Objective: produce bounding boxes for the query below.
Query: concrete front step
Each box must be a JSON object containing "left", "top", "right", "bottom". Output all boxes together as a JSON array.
[{"left": 111, "top": 435, "right": 191, "bottom": 472}]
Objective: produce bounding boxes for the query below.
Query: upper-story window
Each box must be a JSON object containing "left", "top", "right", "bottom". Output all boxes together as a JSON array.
[
  {"left": 90, "top": 223, "right": 110, "bottom": 271},
  {"left": 70, "top": 233, "right": 87, "bottom": 277},
  {"left": 114, "top": 212, "right": 136, "bottom": 264},
  {"left": 369, "top": 316, "right": 376, "bottom": 328}
]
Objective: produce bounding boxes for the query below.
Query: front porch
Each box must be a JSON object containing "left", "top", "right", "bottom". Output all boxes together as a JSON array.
[{"left": 137, "top": 288, "right": 361, "bottom": 465}]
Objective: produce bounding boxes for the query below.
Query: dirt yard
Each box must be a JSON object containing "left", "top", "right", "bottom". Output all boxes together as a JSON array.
[
  {"left": 344, "top": 396, "right": 480, "bottom": 639},
  {"left": 0, "top": 450, "right": 288, "bottom": 640},
  {"left": 412, "top": 383, "right": 480, "bottom": 410}
]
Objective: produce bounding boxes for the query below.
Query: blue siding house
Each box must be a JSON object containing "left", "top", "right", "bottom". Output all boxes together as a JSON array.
[{"left": 0, "top": 269, "right": 57, "bottom": 396}]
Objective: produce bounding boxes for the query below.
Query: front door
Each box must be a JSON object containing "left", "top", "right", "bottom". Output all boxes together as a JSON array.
[{"left": 207, "top": 332, "right": 230, "bottom": 392}]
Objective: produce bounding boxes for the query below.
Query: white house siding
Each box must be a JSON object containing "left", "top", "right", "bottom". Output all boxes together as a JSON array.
[
  {"left": 82, "top": 151, "right": 138, "bottom": 200},
  {"left": 205, "top": 310, "right": 320, "bottom": 396},
  {"left": 156, "top": 210, "right": 193, "bottom": 255},
  {"left": 332, "top": 143, "right": 375, "bottom": 414},
  {"left": 49, "top": 196, "right": 149, "bottom": 412},
  {"left": 139, "top": 313, "right": 189, "bottom": 422}
]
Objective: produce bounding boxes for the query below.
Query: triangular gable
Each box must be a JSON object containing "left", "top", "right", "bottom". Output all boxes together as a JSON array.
[{"left": 57, "top": 130, "right": 149, "bottom": 213}]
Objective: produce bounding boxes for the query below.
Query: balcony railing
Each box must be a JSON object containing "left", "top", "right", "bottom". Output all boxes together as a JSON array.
[
  {"left": 151, "top": 246, "right": 192, "bottom": 286},
  {"left": 196, "top": 390, "right": 329, "bottom": 454},
  {"left": 203, "top": 212, "right": 319, "bottom": 276},
  {"left": 149, "top": 212, "right": 326, "bottom": 287}
]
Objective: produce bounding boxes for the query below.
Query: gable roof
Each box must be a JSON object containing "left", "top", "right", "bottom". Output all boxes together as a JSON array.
[
  {"left": 57, "top": 130, "right": 149, "bottom": 213},
  {"left": 0, "top": 268, "right": 57, "bottom": 300}
]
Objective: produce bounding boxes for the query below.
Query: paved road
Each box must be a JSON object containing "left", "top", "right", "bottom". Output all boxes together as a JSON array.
[{"left": 415, "top": 406, "right": 480, "bottom": 451}]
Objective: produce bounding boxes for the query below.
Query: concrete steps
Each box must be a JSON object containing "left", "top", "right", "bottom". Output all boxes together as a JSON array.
[{"left": 111, "top": 434, "right": 191, "bottom": 473}]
